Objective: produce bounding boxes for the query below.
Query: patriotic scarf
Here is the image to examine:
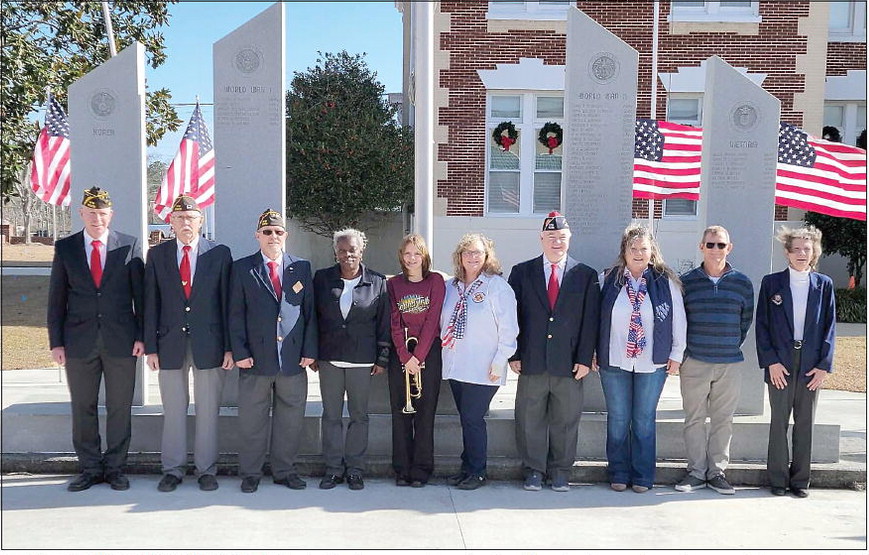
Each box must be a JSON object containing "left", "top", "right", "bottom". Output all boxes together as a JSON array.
[
  {"left": 442, "top": 277, "right": 483, "bottom": 349},
  {"left": 623, "top": 268, "right": 648, "bottom": 358}
]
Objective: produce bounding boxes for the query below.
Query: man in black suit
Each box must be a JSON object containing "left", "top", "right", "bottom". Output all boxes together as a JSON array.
[
  {"left": 507, "top": 211, "right": 600, "bottom": 492},
  {"left": 144, "top": 195, "right": 233, "bottom": 493},
  {"left": 229, "top": 209, "right": 317, "bottom": 493},
  {"left": 48, "top": 187, "right": 145, "bottom": 492}
]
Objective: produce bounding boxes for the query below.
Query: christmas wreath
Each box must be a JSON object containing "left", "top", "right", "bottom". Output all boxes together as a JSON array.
[
  {"left": 492, "top": 121, "right": 518, "bottom": 152},
  {"left": 538, "top": 122, "right": 563, "bottom": 154}
]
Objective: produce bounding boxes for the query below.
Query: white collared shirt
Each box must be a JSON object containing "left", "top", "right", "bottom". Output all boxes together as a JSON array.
[
  {"left": 83, "top": 229, "right": 110, "bottom": 271},
  {"left": 176, "top": 236, "right": 200, "bottom": 282},
  {"left": 789, "top": 266, "right": 811, "bottom": 341},
  {"left": 542, "top": 255, "right": 566, "bottom": 288}
]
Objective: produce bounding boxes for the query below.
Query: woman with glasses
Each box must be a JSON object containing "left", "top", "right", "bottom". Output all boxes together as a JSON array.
[
  {"left": 440, "top": 233, "right": 518, "bottom": 490},
  {"left": 756, "top": 225, "right": 836, "bottom": 498},
  {"left": 312, "top": 228, "right": 390, "bottom": 491},
  {"left": 386, "top": 234, "right": 445, "bottom": 488},
  {"left": 596, "top": 224, "right": 686, "bottom": 493}
]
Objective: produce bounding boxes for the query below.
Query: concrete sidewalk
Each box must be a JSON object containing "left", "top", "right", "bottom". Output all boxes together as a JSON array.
[{"left": 1, "top": 473, "right": 865, "bottom": 550}]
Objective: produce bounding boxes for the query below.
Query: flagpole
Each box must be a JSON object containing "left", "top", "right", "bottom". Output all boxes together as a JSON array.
[
  {"left": 101, "top": 2, "right": 117, "bottom": 57},
  {"left": 648, "top": 0, "right": 659, "bottom": 234}
]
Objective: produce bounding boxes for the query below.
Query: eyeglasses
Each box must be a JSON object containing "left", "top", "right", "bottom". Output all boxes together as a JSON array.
[
  {"left": 705, "top": 242, "right": 728, "bottom": 249},
  {"left": 462, "top": 250, "right": 485, "bottom": 258},
  {"left": 261, "top": 229, "right": 286, "bottom": 236}
]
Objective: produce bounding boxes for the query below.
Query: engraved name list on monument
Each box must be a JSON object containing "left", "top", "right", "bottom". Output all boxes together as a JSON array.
[{"left": 215, "top": 45, "right": 282, "bottom": 129}]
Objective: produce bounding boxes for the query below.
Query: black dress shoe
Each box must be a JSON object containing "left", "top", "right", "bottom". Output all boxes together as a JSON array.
[
  {"left": 105, "top": 472, "right": 130, "bottom": 491},
  {"left": 275, "top": 474, "right": 307, "bottom": 490},
  {"left": 67, "top": 473, "right": 104, "bottom": 492},
  {"left": 319, "top": 474, "right": 344, "bottom": 490},
  {"left": 456, "top": 474, "right": 486, "bottom": 490},
  {"left": 446, "top": 472, "right": 468, "bottom": 486},
  {"left": 791, "top": 487, "right": 809, "bottom": 498},
  {"left": 347, "top": 474, "right": 365, "bottom": 490},
  {"left": 241, "top": 476, "right": 260, "bottom": 493},
  {"left": 157, "top": 474, "right": 181, "bottom": 492},
  {"left": 771, "top": 487, "right": 788, "bottom": 496},
  {"left": 198, "top": 474, "right": 219, "bottom": 491},
  {"left": 395, "top": 476, "right": 411, "bottom": 487}
]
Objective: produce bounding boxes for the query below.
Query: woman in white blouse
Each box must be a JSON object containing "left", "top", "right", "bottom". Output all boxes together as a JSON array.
[
  {"left": 595, "top": 224, "right": 686, "bottom": 493},
  {"left": 440, "top": 233, "right": 518, "bottom": 490}
]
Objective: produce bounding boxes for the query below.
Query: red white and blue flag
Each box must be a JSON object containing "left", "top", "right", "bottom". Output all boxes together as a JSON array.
[
  {"left": 633, "top": 118, "right": 703, "bottom": 200},
  {"left": 154, "top": 102, "right": 215, "bottom": 221},
  {"left": 775, "top": 123, "right": 867, "bottom": 221},
  {"left": 30, "top": 95, "right": 72, "bottom": 207}
]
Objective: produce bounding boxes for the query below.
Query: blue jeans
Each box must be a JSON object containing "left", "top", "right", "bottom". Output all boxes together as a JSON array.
[
  {"left": 449, "top": 379, "right": 499, "bottom": 476},
  {"left": 599, "top": 366, "right": 667, "bottom": 488}
]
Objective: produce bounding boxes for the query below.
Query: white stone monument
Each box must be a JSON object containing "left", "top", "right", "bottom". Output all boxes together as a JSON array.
[
  {"left": 698, "top": 55, "right": 781, "bottom": 415},
  {"left": 68, "top": 42, "right": 149, "bottom": 405}
]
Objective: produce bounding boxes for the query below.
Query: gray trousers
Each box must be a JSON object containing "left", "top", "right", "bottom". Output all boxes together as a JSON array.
[
  {"left": 679, "top": 356, "right": 741, "bottom": 479},
  {"left": 514, "top": 373, "right": 584, "bottom": 478},
  {"left": 318, "top": 362, "right": 372, "bottom": 476},
  {"left": 767, "top": 348, "right": 818, "bottom": 489},
  {"left": 238, "top": 371, "right": 308, "bottom": 480},
  {"left": 158, "top": 343, "right": 227, "bottom": 478}
]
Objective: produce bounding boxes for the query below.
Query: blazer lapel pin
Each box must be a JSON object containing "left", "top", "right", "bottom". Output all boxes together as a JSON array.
[{"left": 771, "top": 294, "right": 782, "bottom": 306}]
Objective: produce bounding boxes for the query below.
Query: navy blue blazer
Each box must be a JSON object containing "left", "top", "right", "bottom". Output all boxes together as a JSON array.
[
  {"left": 229, "top": 251, "right": 318, "bottom": 376},
  {"left": 755, "top": 268, "right": 836, "bottom": 383},
  {"left": 47, "top": 229, "right": 144, "bottom": 359},
  {"left": 507, "top": 255, "right": 600, "bottom": 376},
  {"left": 144, "top": 238, "right": 232, "bottom": 369}
]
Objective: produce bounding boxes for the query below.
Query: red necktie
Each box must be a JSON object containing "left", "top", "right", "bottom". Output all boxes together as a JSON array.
[
  {"left": 268, "top": 261, "right": 282, "bottom": 299},
  {"left": 180, "top": 245, "right": 192, "bottom": 299},
  {"left": 90, "top": 240, "right": 103, "bottom": 288},
  {"left": 547, "top": 263, "right": 559, "bottom": 310}
]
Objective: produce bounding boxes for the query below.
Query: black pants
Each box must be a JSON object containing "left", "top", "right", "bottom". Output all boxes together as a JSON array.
[
  {"left": 387, "top": 346, "right": 442, "bottom": 482},
  {"left": 65, "top": 333, "right": 137, "bottom": 476},
  {"left": 767, "top": 347, "right": 819, "bottom": 489}
]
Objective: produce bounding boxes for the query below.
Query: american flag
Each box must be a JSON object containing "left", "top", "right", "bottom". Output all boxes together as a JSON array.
[
  {"left": 153, "top": 102, "right": 215, "bottom": 221},
  {"left": 775, "top": 123, "right": 867, "bottom": 221},
  {"left": 633, "top": 118, "right": 703, "bottom": 200},
  {"left": 30, "top": 95, "right": 72, "bottom": 207}
]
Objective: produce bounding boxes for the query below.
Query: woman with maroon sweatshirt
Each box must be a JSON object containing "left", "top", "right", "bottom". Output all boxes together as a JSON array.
[{"left": 386, "top": 234, "right": 446, "bottom": 487}]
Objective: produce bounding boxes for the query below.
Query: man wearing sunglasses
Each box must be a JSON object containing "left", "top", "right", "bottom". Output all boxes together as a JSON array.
[
  {"left": 229, "top": 209, "right": 317, "bottom": 493},
  {"left": 675, "top": 225, "right": 754, "bottom": 495}
]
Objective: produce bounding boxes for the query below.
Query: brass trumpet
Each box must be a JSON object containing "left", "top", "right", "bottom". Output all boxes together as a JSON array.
[{"left": 402, "top": 328, "right": 424, "bottom": 414}]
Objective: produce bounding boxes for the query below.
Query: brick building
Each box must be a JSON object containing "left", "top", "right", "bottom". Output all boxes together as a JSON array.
[{"left": 397, "top": 1, "right": 866, "bottom": 280}]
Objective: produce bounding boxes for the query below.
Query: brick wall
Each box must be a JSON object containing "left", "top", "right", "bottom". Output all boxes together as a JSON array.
[
  {"left": 826, "top": 42, "right": 867, "bottom": 76},
  {"left": 438, "top": 1, "right": 815, "bottom": 221}
]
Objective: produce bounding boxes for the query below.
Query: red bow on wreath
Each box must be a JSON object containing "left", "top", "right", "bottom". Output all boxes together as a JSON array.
[{"left": 500, "top": 135, "right": 516, "bottom": 151}]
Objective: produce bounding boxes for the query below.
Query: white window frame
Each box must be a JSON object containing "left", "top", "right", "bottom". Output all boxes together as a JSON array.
[
  {"left": 668, "top": 1, "right": 761, "bottom": 23},
  {"left": 662, "top": 93, "right": 703, "bottom": 219},
  {"left": 828, "top": 1, "right": 867, "bottom": 43},
  {"left": 485, "top": 91, "right": 565, "bottom": 217},
  {"left": 823, "top": 101, "right": 867, "bottom": 147},
  {"left": 487, "top": 1, "right": 571, "bottom": 21}
]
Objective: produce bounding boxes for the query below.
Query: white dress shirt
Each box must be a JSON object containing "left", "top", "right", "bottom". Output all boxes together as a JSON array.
[
  {"left": 607, "top": 275, "right": 687, "bottom": 373},
  {"left": 83, "top": 229, "right": 110, "bottom": 272},
  {"left": 789, "top": 267, "right": 811, "bottom": 342},
  {"left": 176, "top": 236, "right": 200, "bottom": 282}
]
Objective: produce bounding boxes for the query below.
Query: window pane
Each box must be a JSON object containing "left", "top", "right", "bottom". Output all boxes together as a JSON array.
[
  {"left": 664, "top": 199, "right": 697, "bottom": 216},
  {"left": 668, "top": 98, "right": 701, "bottom": 123},
  {"left": 491, "top": 96, "right": 521, "bottom": 118},
  {"left": 490, "top": 130, "right": 521, "bottom": 170},
  {"left": 721, "top": 1, "right": 751, "bottom": 7},
  {"left": 829, "top": 1, "right": 852, "bottom": 29},
  {"left": 488, "top": 172, "right": 521, "bottom": 213},
  {"left": 857, "top": 105, "right": 866, "bottom": 129},
  {"left": 824, "top": 105, "right": 844, "bottom": 127},
  {"left": 536, "top": 96, "right": 564, "bottom": 118},
  {"left": 533, "top": 172, "right": 561, "bottom": 213}
]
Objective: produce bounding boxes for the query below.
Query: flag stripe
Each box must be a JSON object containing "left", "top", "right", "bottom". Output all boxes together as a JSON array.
[{"left": 30, "top": 96, "right": 71, "bottom": 207}]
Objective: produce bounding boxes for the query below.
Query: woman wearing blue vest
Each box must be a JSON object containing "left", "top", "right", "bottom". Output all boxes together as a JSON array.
[{"left": 596, "top": 224, "right": 686, "bottom": 493}]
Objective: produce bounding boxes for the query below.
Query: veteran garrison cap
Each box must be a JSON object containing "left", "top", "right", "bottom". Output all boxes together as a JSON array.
[
  {"left": 171, "top": 195, "right": 200, "bottom": 213},
  {"left": 82, "top": 187, "right": 112, "bottom": 209},
  {"left": 257, "top": 208, "right": 285, "bottom": 230},
  {"left": 542, "top": 211, "right": 569, "bottom": 231}
]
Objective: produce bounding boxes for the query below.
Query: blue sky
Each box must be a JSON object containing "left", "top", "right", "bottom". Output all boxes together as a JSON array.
[{"left": 147, "top": 1, "right": 404, "bottom": 161}]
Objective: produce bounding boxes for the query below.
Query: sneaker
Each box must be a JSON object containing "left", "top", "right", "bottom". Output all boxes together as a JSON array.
[
  {"left": 610, "top": 482, "right": 628, "bottom": 492},
  {"left": 523, "top": 471, "right": 543, "bottom": 491},
  {"left": 550, "top": 475, "right": 570, "bottom": 493},
  {"left": 631, "top": 485, "right": 649, "bottom": 493},
  {"left": 674, "top": 474, "right": 707, "bottom": 492},
  {"left": 456, "top": 474, "right": 486, "bottom": 490},
  {"left": 707, "top": 475, "right": 735, "bottom": 495},
  {"left": 446, "top": 471, "right": 468, "bottom": 486}
]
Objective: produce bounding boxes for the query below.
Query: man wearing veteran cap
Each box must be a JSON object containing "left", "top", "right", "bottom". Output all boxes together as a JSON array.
[
  {"left": 144, "top": 195, "right": 233, "bottom": 492},
  {"left": 229, "top": 208, "right": 317, "bottom": 493},
  {"left": 507, "top": 211, "right": 600, "bottom": 492},
  {"left": 48, "top": 187, "right": 145, "bottom": 492}
]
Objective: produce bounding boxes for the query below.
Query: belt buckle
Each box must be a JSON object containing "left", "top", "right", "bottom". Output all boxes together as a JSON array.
[{"left": 793, "top": 340, "right": 803, "bottom": 350}]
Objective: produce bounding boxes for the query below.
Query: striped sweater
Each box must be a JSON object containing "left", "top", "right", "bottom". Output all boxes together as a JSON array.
[{"left": 681, "top": 264, "right": 754, "bottom": 364}]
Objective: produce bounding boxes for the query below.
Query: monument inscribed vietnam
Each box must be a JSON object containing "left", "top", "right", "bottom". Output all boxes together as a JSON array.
[{"left": 213, "top": 2, "right": 286, "bottom": 257}]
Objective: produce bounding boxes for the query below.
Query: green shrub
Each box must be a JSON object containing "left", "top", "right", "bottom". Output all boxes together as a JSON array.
[{"left": 836, "top": 287, "right": 867, "bottom": 323}]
